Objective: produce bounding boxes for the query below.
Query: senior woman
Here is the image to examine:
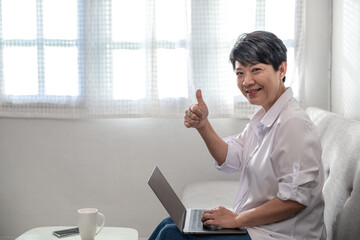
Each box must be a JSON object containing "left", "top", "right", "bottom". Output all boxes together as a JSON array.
[{"left": 149, "top": 31, "right": 326, "bottom": 240}]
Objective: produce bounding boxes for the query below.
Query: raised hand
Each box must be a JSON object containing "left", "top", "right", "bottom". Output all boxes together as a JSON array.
[{"left": 184, "top": 89, "right": 209, "bottom": 129}]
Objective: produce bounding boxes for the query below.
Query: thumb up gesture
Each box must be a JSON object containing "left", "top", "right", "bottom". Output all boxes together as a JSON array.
[{"left": 184, "top": 89, "right": 209, "bottom": 129}]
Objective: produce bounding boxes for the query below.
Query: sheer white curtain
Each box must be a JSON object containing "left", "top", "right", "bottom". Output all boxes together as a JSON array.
[{"left": 0, "top": 0, "right": 305, "bottom": 118}]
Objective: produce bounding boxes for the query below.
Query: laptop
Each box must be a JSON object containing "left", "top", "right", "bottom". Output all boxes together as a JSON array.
[{"left": 147, "top": 166, "right": 247, "bottom": 234}]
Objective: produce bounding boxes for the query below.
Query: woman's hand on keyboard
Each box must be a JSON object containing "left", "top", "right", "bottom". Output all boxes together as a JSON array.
[{"left": 201, "top": 206, "right": 240, "bottom": 229}]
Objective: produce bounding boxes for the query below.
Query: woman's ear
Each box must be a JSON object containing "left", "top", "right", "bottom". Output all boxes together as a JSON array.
[{"left": 279, "top": 61, "right": 287, "bottom": 81}]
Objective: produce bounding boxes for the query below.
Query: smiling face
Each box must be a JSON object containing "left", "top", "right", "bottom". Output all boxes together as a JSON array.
[{"left": 235, "top": 61, "right": 287, "bottom": 112}]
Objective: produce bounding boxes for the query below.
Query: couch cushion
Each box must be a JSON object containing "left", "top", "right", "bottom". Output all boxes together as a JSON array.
[
  {"left": 306, "top": 107, "right": 360, "bottom": 240},
  {"left": 181, "top": 181, "right": 238, "bottom": 210}
]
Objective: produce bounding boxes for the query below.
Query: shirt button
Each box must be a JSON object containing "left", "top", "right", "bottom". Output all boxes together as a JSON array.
[{"left": 294, "top": 163, "right": 300, "bottom": 171}]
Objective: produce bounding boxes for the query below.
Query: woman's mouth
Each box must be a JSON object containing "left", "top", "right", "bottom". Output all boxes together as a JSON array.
[{"left": 246, "top": 88, "right": 262, "bottom": 97}]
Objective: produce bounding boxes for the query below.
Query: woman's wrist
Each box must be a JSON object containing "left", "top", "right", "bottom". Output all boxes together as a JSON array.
[
  {"left": 235, "top": 212, "right": 247, "bottom": 227},
  {"left": 235, "top": 210, "right": 251, "bottom": 227},
  {"left": 196, "top": 118, "right": 210, "bottom": 132}
]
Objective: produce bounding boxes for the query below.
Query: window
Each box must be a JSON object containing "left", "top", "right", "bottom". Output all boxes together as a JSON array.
[
  {"left": 2, "top": 0, "right": 79, "bottom": 101},
  {"left": 0, "top": 0, "right": 304, "bottom": 118}
]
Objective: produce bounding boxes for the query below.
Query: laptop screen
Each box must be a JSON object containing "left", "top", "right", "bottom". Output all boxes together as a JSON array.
[{"left": 148, "top": 166, "right": 187, "bottom": 231}]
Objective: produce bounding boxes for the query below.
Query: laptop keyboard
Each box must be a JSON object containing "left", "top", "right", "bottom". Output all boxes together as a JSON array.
[{"left": 189, "top": 209, "right": 205, "bottom": 231}]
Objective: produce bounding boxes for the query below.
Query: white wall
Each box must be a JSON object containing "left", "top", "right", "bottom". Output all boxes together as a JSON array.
[
  {"left": 303, "top": 0, "right": 331, "bottom": 110},
  {"left": 0, "top": 117, "right": 246, "bottom": 239},
  {"left": 302, "top": 0, "right": 360, "bottom": 120},
  {"left": 331, "top": 0, "right": 360, "bottom": 120}
]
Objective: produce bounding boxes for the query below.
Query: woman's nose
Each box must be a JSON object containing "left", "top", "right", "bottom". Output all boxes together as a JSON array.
[{"left": 242, "top": 75, "right": 254, "bottom": 86}]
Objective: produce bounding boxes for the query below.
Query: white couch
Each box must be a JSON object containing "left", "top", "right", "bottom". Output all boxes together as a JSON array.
[{"left": 181, "top": 107, "right": 360, "bottom": 240}]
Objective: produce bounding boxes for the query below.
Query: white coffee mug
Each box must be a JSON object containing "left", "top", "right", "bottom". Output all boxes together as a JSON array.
[{"left": 78, "top": 208, "right": 105, "bottom": 240}]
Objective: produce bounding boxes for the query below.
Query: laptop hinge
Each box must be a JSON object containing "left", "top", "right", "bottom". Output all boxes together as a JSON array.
[{"left": 180, "top": 210, "right": 187, "bottom": 233}]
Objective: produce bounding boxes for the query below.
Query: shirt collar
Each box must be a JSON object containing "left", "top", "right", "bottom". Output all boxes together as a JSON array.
[{"left": 250, "top": 88, "right": 294, "bottom": 129}]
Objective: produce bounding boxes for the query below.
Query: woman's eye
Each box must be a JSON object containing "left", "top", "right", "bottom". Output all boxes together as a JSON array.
[{"left": 236, "top": 72, "right": 243, "bottom": 76}]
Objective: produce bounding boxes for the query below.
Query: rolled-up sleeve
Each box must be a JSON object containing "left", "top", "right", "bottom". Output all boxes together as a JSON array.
[
  {"left": 214, "top": 126, "right": 249, "bottom": 173},
  {"left": 270, "top": 118, "right": 322, "bottom": 207}
]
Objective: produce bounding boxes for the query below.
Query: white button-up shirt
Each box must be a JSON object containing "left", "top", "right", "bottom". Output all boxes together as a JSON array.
[{"left": 216, "top": 88, "right": 326, "bottom": 239}]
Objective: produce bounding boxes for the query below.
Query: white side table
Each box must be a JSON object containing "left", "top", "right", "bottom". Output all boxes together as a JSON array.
[{"left": 16, "top": 226, "right": 138, "bottom": 240}]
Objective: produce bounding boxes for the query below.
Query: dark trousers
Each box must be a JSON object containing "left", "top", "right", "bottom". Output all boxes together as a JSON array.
[{"left": 149, "top": 217, "right": 252, "bottom": 240}]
